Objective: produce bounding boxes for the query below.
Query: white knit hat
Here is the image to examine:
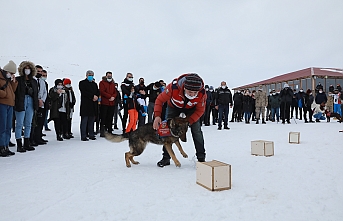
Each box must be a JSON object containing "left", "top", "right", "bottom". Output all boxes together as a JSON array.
[
  {"left": 3, "top": 60, "right": 17, "bottom": 74},
  {"left": 284, "top": 83, "right": 289, "bottom": 88}
]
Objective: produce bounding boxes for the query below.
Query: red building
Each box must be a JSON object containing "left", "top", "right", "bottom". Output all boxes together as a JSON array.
[{"left": 233, "top": 67, "right": 343, "bottom": 93}]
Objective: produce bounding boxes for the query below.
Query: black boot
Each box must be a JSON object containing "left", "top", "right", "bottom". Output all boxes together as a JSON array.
[
  {"left": 262, "top": 119, "right": 266, "bottom": 124},
  {"left": 327, "top": 117, "right": 330, "bottom": 122},
  {"left": 63, "top": 134, "right": 70, "bottom": 139},
  {"left": 9, "top": 141, "right": 15, "bottom": 147},
  {"left": 157, "top": 157, "right": 170, "bottom": 167},
  {"left": 256, "top": 119, "right": 259, "bottom": 124},
  {"left": 5, "top": 146, "right": 15, "bottom": 156},
  {"left": 16, "top": 139, "right": 26, "bottom": 153},
  {"left": 24, "top": 138, "right": 35, "bottom": 151},
  {"left": 57, "top": 134, "right": 63, "bottom": 141},
  {"left": 100, "top": 126, "right": 105, "bottom": 137},
  {"left": 0, "top": 146, "right": 9, "bottom": 157}
]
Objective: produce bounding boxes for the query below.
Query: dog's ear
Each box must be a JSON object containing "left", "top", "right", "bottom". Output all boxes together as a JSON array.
[{"left": 180, "top": 132, "right": 187, "bottom": 142}]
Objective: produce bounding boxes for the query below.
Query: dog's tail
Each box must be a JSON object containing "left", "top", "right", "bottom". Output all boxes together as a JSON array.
[{"left": 104, "top": 132, "right": 128, "bottom": 143}]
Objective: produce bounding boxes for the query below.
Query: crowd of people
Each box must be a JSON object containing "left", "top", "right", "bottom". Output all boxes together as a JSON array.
[{"left": 1, "top": 60, "right": 343, "bottom": 162}]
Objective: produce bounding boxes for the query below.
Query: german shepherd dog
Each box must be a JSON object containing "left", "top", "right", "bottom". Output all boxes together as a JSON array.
[{"left": 105, "top": 117, "right": 189, "bottom": 167}]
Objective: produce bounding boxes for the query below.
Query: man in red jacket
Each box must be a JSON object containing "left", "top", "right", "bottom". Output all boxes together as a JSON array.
[
  {"left": 99, "top": 72, "right": 117, "bottom": 137},
  {"left": 153, "top": 73, "right": 207, "bottom": 167}
]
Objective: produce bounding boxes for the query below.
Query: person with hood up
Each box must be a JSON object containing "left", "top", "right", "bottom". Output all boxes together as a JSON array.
[
  {"left": 153, "top": 73, "right": 207, "bottom": 167},
  {"left": 14, "top": 61, "right": 38, "bottom": 152},
  {"left": 0, "top": 61, "right": 18, "bottom": 157}
]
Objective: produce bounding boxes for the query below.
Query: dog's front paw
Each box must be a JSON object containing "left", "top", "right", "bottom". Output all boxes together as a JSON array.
[
  {"left": 175, "top": 161, "right": 181, "bottom": 167},
  {"left": 182, "top": 154, "right": 188, "bottom": 158},
  {"left": 126, "top": 164, "right": 132, "bottom": 168}
]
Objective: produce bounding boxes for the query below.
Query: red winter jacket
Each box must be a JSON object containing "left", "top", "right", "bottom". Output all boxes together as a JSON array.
[
  {"left": 154, "top": 74, "right": 207, "bottom": 125},
  {"left": 99, "top": 79, "right": 117, "bottom": 106}
]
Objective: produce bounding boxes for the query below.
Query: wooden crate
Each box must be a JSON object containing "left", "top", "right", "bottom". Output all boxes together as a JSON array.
[
  {"left": 289, "top": 132, "right": 300, "bottom": 144},
  {"left": 196, "top": 160, "right": 231, "bottom": 191},
  {"left": 251, "top": 140, "right": 274, "bottom": 157}
]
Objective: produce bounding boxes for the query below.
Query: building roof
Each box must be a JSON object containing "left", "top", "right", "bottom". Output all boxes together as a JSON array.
[{"left": 233, "top": 67, "right": 343, "bottom": 90}]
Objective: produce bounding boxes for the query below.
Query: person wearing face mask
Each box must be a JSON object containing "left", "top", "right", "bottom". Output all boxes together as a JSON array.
[
  {"left": 41, "top": 70, "right": 51, "bottom": 131},
  {"left": 31, "top": 65, "right": 48, "bottom": 146},
  {"left": 121, "top": 73, "right": 135, "bottom": 134},
  {"left": 279, "top": 83, "right": 294, "bottom": 124},
  {"left": 209, "top": 86, "right": 218, "bottom": 125},
  {"left": 99, "top": 72, "right": 117, "bottom": 137},
  {"left": 0, "top": 61, "right": 18, "bottom": 157},
  {"left": 79, "top": 70, "right": 100, "bottom": 141},
  {"left": 63, "top": 78, "right": 76, "bottom": 138},
  {"left": 202, "top": 85, "right": 213, "bottom": 126},
  {"left": 315, "top": 88, "right": 327, "bottom": 106},
  {"left": 153, "top": 73, "right": 207, "bottom": 167},
  {"left": 242, "top": 89, "right": 253, "bottom": 124},
  {"left": 214, "top": 81, "right": 233, "bottom": 130},
  {"left": 146, "top": 81, "right": 161, "bottom": 123},
  {"left": 296, "top": 88, "right": 305, "bottom": 120},
  {"left": 230, "top": 90, "right": 243, "bottom": 123},
  {"left": 254, "top": 85, "right": 268, "bottom": 124},
  {"left": 134, "top": 77, "right": 147, "bottom": 94},
  {"left": 268, "top": 89, "right": 281, "bottom": 122},
  {"left": 303, "top": 89, "right": 315, "bottom": 123},
  {"left": 49, "top": 79, "right": 69, "bottom": 141},
  {"left": 14, "top": 61, "right": 39, "bottom": 152}
]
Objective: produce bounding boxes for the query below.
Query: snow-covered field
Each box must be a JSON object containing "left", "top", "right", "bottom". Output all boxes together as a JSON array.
[{"left": 1, "top": 117, "right": 342, "bottom": 221}]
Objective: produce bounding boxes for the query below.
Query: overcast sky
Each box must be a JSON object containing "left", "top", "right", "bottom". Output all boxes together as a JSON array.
[{"left": 1, "top": 0, "right": 342, "bottom": 88}]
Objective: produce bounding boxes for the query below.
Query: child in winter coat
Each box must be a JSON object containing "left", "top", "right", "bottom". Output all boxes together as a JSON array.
[
  {"left": 124, "top": 86, "right": 138, "bottom": 137},
  {"left": 136, "top": 87, "right": 148, "bottom": 127}
]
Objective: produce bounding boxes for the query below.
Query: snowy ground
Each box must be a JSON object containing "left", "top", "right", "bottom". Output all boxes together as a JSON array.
[{"left": 1, "top": 117, "right": 342, "bottom": 221}]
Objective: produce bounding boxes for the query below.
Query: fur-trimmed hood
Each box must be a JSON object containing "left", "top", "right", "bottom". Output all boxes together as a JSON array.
[{"left": 18, "top": 61, "right": 36, "bottom": 77}]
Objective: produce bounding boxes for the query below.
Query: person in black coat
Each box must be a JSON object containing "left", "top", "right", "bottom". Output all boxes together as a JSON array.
[
  {"left": 210, "top": 86, "right": 218, "bottom": 125},
  {"left": 146, "top": 81, "right": 161, "bottom": 123},
  {"left": 230, "top": 90, "right": 243, "bottom": 122},
  {"left": 279, "top": 83, "right": 294, "bottom": 124},
  {"left": 296, "top": 89, "right": 305, "bottom": 120},
  {"left": 315, "top": 88, "right": 327, "bottom": 105},
  {"left": 303, "top": 89, "right": 315, "bottom": 123},
  {"left": 203, "top": 85, "right": 213, "bottom": 126},
  {"left": 291, "top": 89, "right": 298, "bottom": 119},
  {"left": 215, "top": 81, "right": 232, "bottom": 130},
  {"left": 121, "top": 73, "right": 134, "bottom": 134},
  {"left": 79, "top": 70, "right": 100, "bottom": 141},
  {"left": 242, "top": 90, "right": 253, "bottom": 124}
]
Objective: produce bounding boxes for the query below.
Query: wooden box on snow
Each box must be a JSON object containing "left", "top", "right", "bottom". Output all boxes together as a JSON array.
[
  {"left": 196, "top": 160, "right": 231, "bottom": 191},
  {"left": 251, "top": 140, "right": 274, "bottom": 157},
  {"left": 289, "top": 132, "right": 300, "bottom": 144}
]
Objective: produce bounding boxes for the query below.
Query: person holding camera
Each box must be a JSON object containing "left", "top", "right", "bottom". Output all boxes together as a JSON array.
[
  {"left": 0, "top": 61, "right": 18, "bottom": 157},
  {"left": 14, "top": 61, "right": 39, "bottom": 152},
  {"left": 49, "top": 79, "right": 70, "bottom": 141}
]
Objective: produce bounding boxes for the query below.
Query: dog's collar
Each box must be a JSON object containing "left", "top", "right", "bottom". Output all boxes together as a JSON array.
[{"left": 157, "top": 120, "right": 179, "bottom": 138}]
